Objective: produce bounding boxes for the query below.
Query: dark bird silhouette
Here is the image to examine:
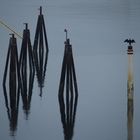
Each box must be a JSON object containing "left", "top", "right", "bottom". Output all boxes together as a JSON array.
[{"left": 124, "top": 39, "right": 135, "bottom": 46}]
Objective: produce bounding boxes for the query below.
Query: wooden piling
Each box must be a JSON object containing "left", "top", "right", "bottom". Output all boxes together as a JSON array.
[
  {"left": 33, "top": 6, "right": 49, "bottom": 96},
  {"left": 58, "top": 31, "right": 78, "bottom": 140},
  {"left": 3, "top": 34, "right": 20, "bottom": 136},
  {"left": 124, "top": 39, "right": 135, "bottom": 140},
  {"left": 19, "top": 24, "right": 35, "bottom": 117}
]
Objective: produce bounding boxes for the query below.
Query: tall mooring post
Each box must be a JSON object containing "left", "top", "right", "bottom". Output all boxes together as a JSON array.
[
  {"left": 3, "top": 34, "right": 20, "bottom": 136},
  {"left": 58, "top": 29, "right": 78, "bottom": 140},
  {"left": 124, "top": 39, "right": 135, "bottom": 100},
  {"left": 19, "top": 23, "right": 35, "bottom": 118},
  {"left": 124, "top": 39, "right": 135, "bottom": 140},
  {"left": 33, "top": 6, "right": 49, "bottom": 97}
]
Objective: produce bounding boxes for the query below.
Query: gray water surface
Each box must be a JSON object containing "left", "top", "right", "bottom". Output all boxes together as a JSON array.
[{"left": 0, "top": 0, "right": 140, "bottom": 140}]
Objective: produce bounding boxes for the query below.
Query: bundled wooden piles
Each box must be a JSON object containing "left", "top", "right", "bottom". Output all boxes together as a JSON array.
[
  {"left": 3, "top": 34, "right": 20, "bottom": 136},
  {"left": 33, "top": 6, "right": 49, "bottom": 97},
  {"left": 2, "top": 6, "right": 49, "bottom": 132},
  {"left": 58, "top": 30, "right": 78, "bottom": 140},
  {"left": 19, "top": 23, "right": 35, "bottom": 118}
]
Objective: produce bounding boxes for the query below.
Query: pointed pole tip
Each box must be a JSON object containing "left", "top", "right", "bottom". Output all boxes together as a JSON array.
[
  {"left": 39, "top": 6, "right": 42, "bottom": 15},
  {"left": 64, "top": 29, "right": 68, "bottom": 41},
  {"left": 23, "top": 23, "right": 28, "bottom": 29},
  {"left": 9, "top": 33, "right": 15, "bottom": 38}
]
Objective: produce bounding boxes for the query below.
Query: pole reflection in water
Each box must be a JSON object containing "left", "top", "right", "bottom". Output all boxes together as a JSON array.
[
  {"left": 124, "top": 39, "right": 135, "bottom": 140},
  {"left": 3, "top": 34, "right": 20, "bottom": 136},
  {"left": 19, "top": 23, "right": 35, "bottom": 119},
  {"left": 127, "top": 97, "right": 134, "bottom": 140},
  {"left": 58, "top": 30, "right": 78, "bottom": 140},
  {"left": 33, "top": 6, "right": 49, "bottom": 97}
]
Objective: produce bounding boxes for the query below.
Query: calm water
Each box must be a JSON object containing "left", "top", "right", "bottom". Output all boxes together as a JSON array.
[{"left": 0, "top": 0, "right": 140, "bottom": 140}]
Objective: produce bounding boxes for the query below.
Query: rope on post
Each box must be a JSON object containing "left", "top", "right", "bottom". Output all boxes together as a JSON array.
[{"left": 0, "top": 19, "right": 22, "bottom": 39}]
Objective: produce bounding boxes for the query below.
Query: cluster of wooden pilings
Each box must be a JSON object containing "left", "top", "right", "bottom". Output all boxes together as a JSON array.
[
  {"left": 2, "top": 6, "right": 49, "bottom": 135},
  {"left": 19, "top": 23, "right": 35, "bottom": 118},
  {"left": 33, "top": 6, "right": 49, "bottom": 97},
  {"left": 3, "top": 34, "right": 20, "bottom": 136},
  {"left": 58, "top": 30, "right": 78, "bottom": 140},
  {"left": 2, "top": 6, "right": 79, "bottom": 138}
]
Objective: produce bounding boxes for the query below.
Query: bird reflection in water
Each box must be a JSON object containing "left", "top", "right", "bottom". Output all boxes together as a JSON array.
[
  {"left": 3, "top": 34, "right": 20, "bottom": 136},
  {"left": 33, "top": 6, "right": 49, "bottom": 97},
  {"left": 58, "top": 29, "right": 78, "bottom": 140},
  {"left": 19, "top": 23, "right": 35, "bottom": 119}
]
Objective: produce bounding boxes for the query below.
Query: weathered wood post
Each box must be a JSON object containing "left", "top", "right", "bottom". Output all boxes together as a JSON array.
[
  {"left": 124, "top": 39, "right": 135, "bottom": 140},
  {"left": 124, "top": 39, "right": 135, "bottom": 100}
]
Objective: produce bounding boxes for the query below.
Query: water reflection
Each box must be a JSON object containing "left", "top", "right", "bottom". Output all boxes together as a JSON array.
[
  {"left": 33, "top": 6, "right": 49, "bottom": 97},
  {"left": 58, "top": 30, "right": 78, "bottom": 140},
  {"left": 127, "top": 97, "right": 134, "bottom": 140},
  {"left": 3, "top": 34, "right": 20, "bottom": 136},
  {"left": 19, "top": 23, "right": 35, "bottom": 119},
  {"left": 3, "top": 86, "right": 20, "bottom": 136}
]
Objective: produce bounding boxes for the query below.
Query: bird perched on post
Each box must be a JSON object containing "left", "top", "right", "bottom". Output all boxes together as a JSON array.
[{"left": 124, "top": 39, "right": 135, "bottom": 46}]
